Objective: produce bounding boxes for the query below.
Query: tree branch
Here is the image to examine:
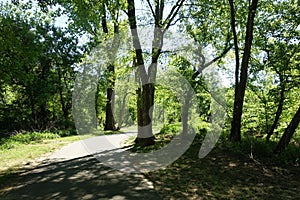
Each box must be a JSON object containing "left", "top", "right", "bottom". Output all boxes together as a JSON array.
[
  {"left": 146, "top": 0, "right": 157, "bottom": 21},
  {"left": 163, "top": 0, "right": 185, "bottom": 30},
  {"left": 192, "top": 45, "right": 232, "bottom": 80},
  {"left": 127, "top": 0, "right": 147, "bottom": 84},
  {"left": 228, "top": 0, "right": 240, "bottom": 85}
]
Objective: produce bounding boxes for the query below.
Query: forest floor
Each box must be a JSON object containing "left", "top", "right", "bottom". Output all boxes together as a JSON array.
[
  {"left": 145, "top": 137, "right": 300, "bottom": 199},
  {"left": 0, "top": 131, "right": 299, "bottom": 199}
]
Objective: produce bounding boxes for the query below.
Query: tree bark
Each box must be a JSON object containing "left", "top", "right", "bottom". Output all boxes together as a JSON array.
[
  {"left": 117, "top": 92, "right": 129, "bottom": 129},
  {"left": 127, "top": 0, "right": 184, "bottom": 146},
  {"left": 266, "top": 84, "right": 285, "bottom": 142},
  {"left": 275, "top": 106, "right": 300, "bottom": 153},
  {"left": 135, "top": 84, "right": 155, "bottom": 146},
  {"left": 101, "top": 3, "right": 118, "bottom": 131},
  {"left": 229, "top": 0, "right": 259, "bottom": 142},
  {"left": 104, "top": 64, "right": 116, "bottom": 130},
  {"left": 57, "top": 66, "right": 69, "bottom": 127},
  {"left": 128, "top": 0, "right": 155, "bottom": 146}
]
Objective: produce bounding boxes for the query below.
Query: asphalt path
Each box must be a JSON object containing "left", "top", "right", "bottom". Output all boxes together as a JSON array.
[{"left": 1, "top": 132, "right": 162, "bottom": 200}]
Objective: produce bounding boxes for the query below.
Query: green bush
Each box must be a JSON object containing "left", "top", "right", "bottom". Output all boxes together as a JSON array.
[
  {"left": 219, "top": 134, "right": 300, "bottom": 165},
  {"left": 54, "top": 129, "right": 78, "bottom": 137},
  {"left": 0, "top": 131, "right": 60, "bottom": 150},
  {"left": 159, "top": 123, "right": 181, "bottom": 135}
]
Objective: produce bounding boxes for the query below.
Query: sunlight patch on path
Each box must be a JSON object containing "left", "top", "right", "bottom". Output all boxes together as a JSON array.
[{"left": 48, "top": 132, "right": 136, "bottom": 161}]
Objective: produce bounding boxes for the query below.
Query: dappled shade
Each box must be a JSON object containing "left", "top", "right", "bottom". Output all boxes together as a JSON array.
[{"left": 0, "top": 155, "right": 161, "bottom": 199}]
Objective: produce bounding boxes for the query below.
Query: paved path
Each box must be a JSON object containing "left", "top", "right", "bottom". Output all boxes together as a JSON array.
[
  {"left": 1, "top": 132, "right": 162, "bottom": 200},
  {"left": 49, "top": 132, "right": 136, "bottom": 160}
]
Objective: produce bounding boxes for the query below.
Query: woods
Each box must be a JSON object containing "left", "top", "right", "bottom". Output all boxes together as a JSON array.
[
  {"left": 0, "top": 0, "right": 300, "bottom": 199},
  {"left": 1, "top": 0, "right": 300, "bottom": 152}
]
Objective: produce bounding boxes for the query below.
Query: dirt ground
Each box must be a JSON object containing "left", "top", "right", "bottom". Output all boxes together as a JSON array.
[{"left": 146, "top": 141, "right": 300, "bottom": 199}]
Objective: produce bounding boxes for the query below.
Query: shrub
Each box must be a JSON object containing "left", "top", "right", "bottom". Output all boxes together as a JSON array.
[
  {"left": 0, "top": 131, "right": 60, "bottom": 150},
  {"left": 159, "top": 123, "right": 181, "bottom": 135}
]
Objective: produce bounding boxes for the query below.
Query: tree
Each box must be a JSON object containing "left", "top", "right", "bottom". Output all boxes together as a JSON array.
[
  {"left": 275, "top": 105, "right": 300, "bottom": 153},
  {"left": 255, "top": 1, "right": 300, "bottom": 142},
  {"left": 127, "top": 0, "right": 186, "bottom": 146},
  {"left": 100, "top": 1, "right": 121, "bottom": 131},
  {"left": 37, "top": 0, "right": 123, "bottom": 130},
  {"left": 0, "top": 1, "right": 83, "bottom": 131},
  {"left": 264, "top": 44, "right": 299, "bottom": 142},
  {"left": 229, "top": 0, "right": 259, "bottom": 142}
]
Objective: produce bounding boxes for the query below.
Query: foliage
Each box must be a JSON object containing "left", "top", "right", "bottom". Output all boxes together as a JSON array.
[
  {"left": 0, "top": 0, "right": 299, "bottom": 198},
  {"left": 0, "top": 0, "right": 299, "bottom": 153},
  {"left": 0, "top": 2, "right": 84, "bottom": 131},
  {"left": 159, "top": 123, "right": 181, "bottom": 135},
  {"left": 0, "top": 130, "right": 79, "bottom": 150},
  {"left": 0, "top": 132, "right": 58, "bottom": 150}
]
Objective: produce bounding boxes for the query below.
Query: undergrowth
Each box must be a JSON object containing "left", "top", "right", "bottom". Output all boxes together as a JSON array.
[{"left": 0, "top": 130, "right": 78, "bottom": 150}]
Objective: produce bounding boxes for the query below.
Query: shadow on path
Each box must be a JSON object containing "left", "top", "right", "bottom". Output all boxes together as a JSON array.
[{"left": 1, "top": 155, "right": 161, "bottom": 200}]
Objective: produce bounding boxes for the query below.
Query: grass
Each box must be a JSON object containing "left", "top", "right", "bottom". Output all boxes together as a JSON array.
[
  {"left": 0, "top": 130, "right": 91, "bottom": 185},
  {"left": 0, "top": 135, "right": 80, "bottom": 171},
  {"left": 1, "top": 127, "right": 299, "bottom": 199},
  {"left": 0, "top": 128, "right": 129, "bottom": 174},
  {"left": 0, "top": 128, "right": 129, "bottom": 196}
]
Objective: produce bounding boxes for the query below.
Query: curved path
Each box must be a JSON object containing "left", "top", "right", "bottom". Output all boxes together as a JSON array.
[
  {"left": 49, "top": 132, "right": 136, "bottom": 161},
  {"left": 1, "top": 132, "right": 161, "bottom": 200}
]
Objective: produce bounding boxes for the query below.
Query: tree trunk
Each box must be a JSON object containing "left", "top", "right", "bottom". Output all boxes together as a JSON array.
[
  {"left": 117, "top": 93, "right": 128, "bottom": 129},
  {"left": 181, "top": 87, "right": 194, "bottom": 135},
  {"left": 104, "top": 64, "right": 116, "bottom": 131},
  {"left": 135, "top": 84, "right": 155, "bottom": 146},
  {"left": 136, "top": 88, "right": 143, "bottom": 133},
  {"left": 57, "top": 66, "right": 69, "bottom": 128},
  {"left": 127, "top": 0, "right": 184, "bottom": 146},
  {"left": 275, "top": 106, "right": 300, "bottom": 153},
  {"left": 230, "top": 86, "right": 243, "bottom": 141},
  {"left": 101, "top": 3, "right": 118, "bottom": 131},
  {"left": 266, "top": 85, "right": 285, "bottom": 142},
  {"left": 128, "top": 0, "right": 155, "bottom": 146},
  {"left": 104, "top": 87, "right": 116, "bottom": 130},
  {"left": 229, "top": 0, "right": 259, "bottom": 142}
]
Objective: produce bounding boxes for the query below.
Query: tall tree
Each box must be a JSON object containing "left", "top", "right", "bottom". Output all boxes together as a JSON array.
[
  {"left": 275, "top": 106, "right": 300, "bottom": 153},
  {"left": 255, "top": 1, "right": 300, "bottom": 142},
  {"left": 38, "top": 0, "right": 122, "bottom": 130},
  {"left": 0, "top": 2, "right": 83, "bottom": 131},
  {"left": 127, "top": 0, "right": 185, "bottom": 146},
  {"left": 229, "top": 0, "right": 259, "bottom": 141},
  {"left": 100, "top": 1, "right": 120, "bottom": 131}
]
